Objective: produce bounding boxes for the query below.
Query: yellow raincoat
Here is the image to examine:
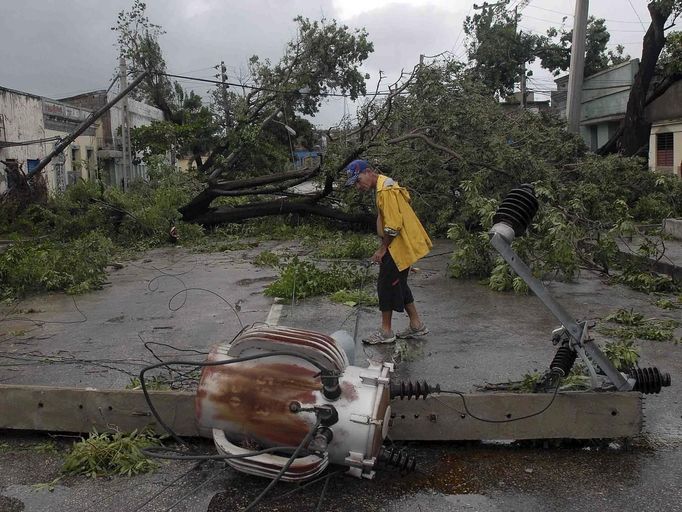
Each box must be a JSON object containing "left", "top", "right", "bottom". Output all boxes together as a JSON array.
[{"left": 376, "top": 174, "right": 432, "bottom": 271}]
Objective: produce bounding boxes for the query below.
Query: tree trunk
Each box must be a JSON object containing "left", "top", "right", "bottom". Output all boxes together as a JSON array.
[
  {"left": 616, "top": 2, "right": 671, "bottom": 157},
  {"left": 192, "top": 199, "right": 374, "bottom": 227},
  {"left": 178, "top": 188, "right": 218, "bottom": 220}
]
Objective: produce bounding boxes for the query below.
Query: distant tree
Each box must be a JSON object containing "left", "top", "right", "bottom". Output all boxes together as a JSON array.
[
  {"left": 112, "top": 0, "right": 178, "bottom": 121},
  {"left": 540, "top": 17, "right": 630, "bottom": 77},
  {"left": 463, "top": 2, "right": 543, "bottom": 98},
  {"left": 600, "top": 0, "right": 682, "bottom": 156}
]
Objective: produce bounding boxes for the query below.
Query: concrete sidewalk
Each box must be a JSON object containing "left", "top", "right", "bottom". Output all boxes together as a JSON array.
[{"left": 616, "top": 233, "right": 682, "bottom": 281}]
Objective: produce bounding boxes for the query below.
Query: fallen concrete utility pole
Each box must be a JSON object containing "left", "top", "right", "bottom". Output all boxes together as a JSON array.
[
  {"left": 27, "top": 70, "right": 150, "bottom": 180},
  {"left": 0, "top": 384, "right": 641, "bottom": 441}
]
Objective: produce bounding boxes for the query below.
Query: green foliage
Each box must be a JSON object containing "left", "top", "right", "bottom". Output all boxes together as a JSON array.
[
  {"left": 464, "top": 3, "right": 544, "bottom": 97},
  {"left": 315, "top": 233, "right": 376, "bottom": 259},
  {"left": 605, "top": 308, "right": 645, "bottom": 326},
  {"left": 329, "top": 289, "right": 378, "bottom": 307},
  {"left": 519, "top": 371, "right": 542, "bottom": 392},
  {"left": 612, "top": 269, "right": 679, "bottom": 294},
  {"left": 0, "top": 232, "right": 113, "bottom": 299},
  {"left": 487, "top": 260, "right": 528, "bottom": 293},
  {"left": 62, "top": 429, "right": 162, "bottom": 478},
  {"left": 253, "top": 250, "right": 281, "bottom": 267},
  {"left": 540, "top": 17, "right": 629, "bottom": 77},
  {"left": 603, "top": 340, "right": 640, "bottom": 371},
  {"left": 599, "top": 308, "right": 679, "bottom": 342},
  {"left": 655, "top": 297, "right": 681, "bottom": 310},
  {"left": 447, "top": 225, "right": 494, "bottom": 279},
  {"left": 265, "top": 257, "right": 367, "bottom": 302}
]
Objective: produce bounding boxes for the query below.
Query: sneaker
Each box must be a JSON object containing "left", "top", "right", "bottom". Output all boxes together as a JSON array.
[
  {"left": 396, "top": 323, "right": 429, "bottom": 339},
  {"left": 362, "top": 330, "right": 396, "bottom": 345}
]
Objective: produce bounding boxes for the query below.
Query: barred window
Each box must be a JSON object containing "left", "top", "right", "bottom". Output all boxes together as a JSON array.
[{"left": 656, "top": 132, "right": 674, "bottom": 167}]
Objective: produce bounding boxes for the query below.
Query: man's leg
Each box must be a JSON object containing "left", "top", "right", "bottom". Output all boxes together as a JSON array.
[
  {"left": 404, "top": 302, "right": 423, "bottom": 329},
  {"left": 381, "top": 310, "right": 393, "bottom": 334}
]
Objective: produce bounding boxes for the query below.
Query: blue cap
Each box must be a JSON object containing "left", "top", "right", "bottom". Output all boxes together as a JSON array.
[{"left": 344, "top": 159, "right": 369, "bottom": 186}]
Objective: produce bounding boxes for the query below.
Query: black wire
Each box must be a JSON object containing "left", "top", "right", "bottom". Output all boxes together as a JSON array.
[
  {"left": 131, "top": 462, "right": 202, "bottom": 512},
  {"left": 168, "top": 287, "right": 243, "bottom": 328},
  {"left": 139, "top": 351, "right": 332, "bottom": 446},
  {"left": 242, "top": 417, "right": 322, "bottom": 512},
  {"left": 269, "top": 469, "right": 345, "bottom": 502},
  {"left": 162, "top": 464, "right": 230, "bottom": 512},
  {"left": 437, "top": 378, "right": 562, "bottom": 423},
  {"left": 143, "top": 340, "right": 208, "bottom": 355},
  {"left": 160, "top": 72, "right": 407, "bottom": 98},
  {"left": 142, "top": 445, "right": 311, "bottom": 461},
  {"left": 314, "top": 473, "right": 331, "bottom": 512},
  {"left": 0, "top": 296, "right": 88, "bottom": 326}
]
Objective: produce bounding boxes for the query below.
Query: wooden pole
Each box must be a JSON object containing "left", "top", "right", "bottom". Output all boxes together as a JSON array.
[{"left": 27, "top": 70, "right": 149, "bottom": 180}]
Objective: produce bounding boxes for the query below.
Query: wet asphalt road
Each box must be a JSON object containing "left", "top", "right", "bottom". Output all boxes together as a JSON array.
[{"left": 1, "top": 240, "right": 681, "bottom": 511}]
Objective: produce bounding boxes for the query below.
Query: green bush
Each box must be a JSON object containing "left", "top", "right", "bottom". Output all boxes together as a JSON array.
[
  {"left": 265, "top": 257, "right": 368, "bottom": 302},
  {"left": 253, "top": 250, "right": 281, "bottom": 267},
  {"left": 62, "top": 429, "right": 162, "bottom": 477},
  {"left": 0, "top": 232, "right": 113, "bottom": 299},
  {"left": 330, "top": 288, "right": 378, "bottom": 306},
  {"left": 315, "top": 232, "right": 376, "bottom": 259},
  {"left": 603, "top": 340, "right": 639, "bottom": 371}
]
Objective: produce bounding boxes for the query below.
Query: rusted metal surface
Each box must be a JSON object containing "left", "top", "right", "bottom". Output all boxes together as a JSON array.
[
  {"left": 197, "top": 326, "right": 394, "bottom": 481},
  {"left": 228, "top": 326, "right": 348, "bottom": 372},
  {"left": 197, "top": 358, "right": 321, "bottom": 447}
]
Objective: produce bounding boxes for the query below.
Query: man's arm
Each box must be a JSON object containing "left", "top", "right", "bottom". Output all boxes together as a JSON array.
[{"left": 372, "top": 230, "right": 395, "bottom": 263}]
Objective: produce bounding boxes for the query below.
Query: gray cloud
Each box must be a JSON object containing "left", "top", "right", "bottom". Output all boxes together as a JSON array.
[{"left": 0, "top": 0, "right": 650, "bottom": 127}]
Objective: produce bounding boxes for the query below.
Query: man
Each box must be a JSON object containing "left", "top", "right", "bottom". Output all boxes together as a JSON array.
[{"left": 345, "top": 159, "right": 432, "bottom": 344}]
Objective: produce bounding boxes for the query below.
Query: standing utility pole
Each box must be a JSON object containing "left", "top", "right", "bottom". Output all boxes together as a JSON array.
[
  {"left": 119, "top": 57, "right": 133, "bottom": 191},
  {"left": 219, "top": 61, "right": 231, "bottom": 131},
  {"left": 566, "top": 0, "right": 589, "bottom": 133},
  {"left": 514, "top": 5, "right": 527, "bottom": 109},
  {"left": 28, "top": 69, "right": 148, "bottom": 181}
]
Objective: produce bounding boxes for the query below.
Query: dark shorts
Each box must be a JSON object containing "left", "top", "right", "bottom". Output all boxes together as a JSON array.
[{"left": 377, "top": 251, "right": 414, "bottom": 312}]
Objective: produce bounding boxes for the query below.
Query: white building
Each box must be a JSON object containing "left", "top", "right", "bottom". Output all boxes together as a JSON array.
[
  {"left": 60, "top": 90, "right": 165, "bottom": 187},
  {"left": 0, "top": 86, "right": 98, "bottom": 193}
]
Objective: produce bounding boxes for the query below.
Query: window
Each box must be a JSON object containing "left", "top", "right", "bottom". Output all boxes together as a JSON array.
[{"left": 656, "top": 132, "right": 674, "bottom": 167}]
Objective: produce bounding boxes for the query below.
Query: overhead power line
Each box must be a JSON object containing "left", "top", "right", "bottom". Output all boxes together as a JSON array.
[
  {"left": 160, "top": 72, "right": 407, "bottom": 98},
  {"left": 526, "top": 4, "right": 648, "bottom": 24}
]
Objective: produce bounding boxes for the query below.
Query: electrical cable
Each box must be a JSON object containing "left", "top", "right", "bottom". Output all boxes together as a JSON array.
[
  {"left": 268, "top": 469, "right": 345, "bottom": 503},
  {"left": 314, "top": 473, "right": 331, "bottom": 512},
  {"left": 130, "top": 461, "right": 203, "bottom": 512},
  {"left": 0, "top": 135, "right": 62, "bottom": 147},
  {"left": 142, "top": 444, "right": 311, "bottom": 461},
  {"left": 0, "top": 295, "right": 88, "bottom": 326},
  {"left": 436, "top": 377, "right": 562, "bottom": 423},
  {"left": 158, "top": 72, "right": 409, "bottom": 98},
  {"left": 162, "top": 464, "right": 230, "bottom": 512},
  {"left": 242, "top": 417, "right": 322, "bottom": 512},
  {"left": 168, "top": 287, "right": 243, "bottom": 328}
]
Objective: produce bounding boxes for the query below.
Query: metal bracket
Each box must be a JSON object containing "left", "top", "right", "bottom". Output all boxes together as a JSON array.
[
  {"left": 489, "top": 229, "right": 633, "bottom": 391},
  {"left": 350, "top": 413, "right": 383, "bottom": 426},
  {"left": 360, "top": 375, "right": 390, "bottom": 386}
]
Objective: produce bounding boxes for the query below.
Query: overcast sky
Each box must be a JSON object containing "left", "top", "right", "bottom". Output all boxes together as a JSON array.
[{"left": 0, "top": 0, "right": 653, "bottom": 127}]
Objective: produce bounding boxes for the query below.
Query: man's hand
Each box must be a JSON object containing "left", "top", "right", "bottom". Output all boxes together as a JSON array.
[{"left": 371, "top": 245, "right": 387, "bottom": 264}]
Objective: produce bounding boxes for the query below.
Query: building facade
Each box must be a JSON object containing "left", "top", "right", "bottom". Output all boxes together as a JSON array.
[
  {"left": 0, "top": 86, "right": 97, "bottom": 193},
  {"left": 60, "top": 90, "right": 165, "bottom": 187},
  {"left": 647, "top": 80, "right": 682, "bottom": 177},
  {"left": 552, "top": 60, "right": 639, "bottom": 151}
]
